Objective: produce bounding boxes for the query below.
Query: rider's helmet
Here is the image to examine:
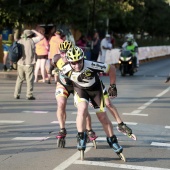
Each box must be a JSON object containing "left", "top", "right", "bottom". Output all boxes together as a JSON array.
[
  {"left": 59, "top": 40, "right": 73, "bottom": 53},
  {"left": 66, "top": 46, "right": 84, "bottom": 62},
  {"left": 126, "top": 34, "right": 134, "bottom": 45},
  {"left": 127, "top": 38, "right": 133, "bottom": 45}
]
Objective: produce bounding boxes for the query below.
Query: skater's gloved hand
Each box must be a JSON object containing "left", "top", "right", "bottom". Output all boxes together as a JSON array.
[{"left": 108, "top": 84, "right": 117, "bottom": 98}]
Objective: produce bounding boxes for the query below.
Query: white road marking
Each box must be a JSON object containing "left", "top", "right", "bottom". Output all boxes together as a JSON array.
[
  {"left": 123, "top": 87, "right": 170, "bottom": 117},
  {"left": 74, "top": 160, "right": 170, "bottom": 170},
  {"left": 53, "top": 143, "right": 93, "bottom": 170},
  {"left": 72, "top": 112, "right": 96, "bottom": 114},
  {"left": 123, "top": 113, "right": 148, "bottom": 116},
  {"left": 165, "top": 126, "right": 170, "bottom": 129},
  {"left": 131, "top": 110, "right": 142, "bottom": 114},
  {"left": 151, "top": 142, "right": 170, "bottom": 147},
  {"left": 112, "top": 122, "right": 137, "bottom": 125},
  {"left": 51, "top": 121, "right": 76, "bottom": 124},
  {"left": 51, "top": 121, "right": 138, "bottom": 125},
  {"left": 0, "top": 120, "right": 24, "bottom": 124},
  {"left": 22, "top": 111, "right": 48, "bottom": 114},
  {"left": 12, "top": 137, "right": 49, "bottom": 141},
  {"left": 138, "top": 98, "right": 158, "bottom": 110},
  {"left": 156, "top": 87, "right": 170, "bottom": 97}
]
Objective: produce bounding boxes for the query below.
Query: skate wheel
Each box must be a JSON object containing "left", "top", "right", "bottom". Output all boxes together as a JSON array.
[
  {"left": 92, "top": 140, "right": 97, "bottom": 149},
  {"left": 130, "top": 134, "right": 137, "bottom": 140},
  {"left": 86, "top": 137, "right": 90, "bottom": 143},
  {"left": 57, "top": 138, "right": 61, "bottom": 148},
  {"left": 57, "top": 138, "right": 66, "bottom": 148},
  {"left": 80, "top": 150, "right": 84, "bottom": 161},
  {"left": 117, "top": 153, "right": 126, "bottom": 162},
  {"left": 60, "top": 138, "right": 66, "bottom": 148}
]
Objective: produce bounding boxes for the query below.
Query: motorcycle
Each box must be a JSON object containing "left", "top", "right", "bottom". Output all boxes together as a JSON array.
[{"left": 119, "top": 49, "right": 137, "bottom": 76}]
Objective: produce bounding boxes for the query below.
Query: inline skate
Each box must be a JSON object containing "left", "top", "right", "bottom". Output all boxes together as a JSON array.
[
  {"left": 77, "top": 132, "right": 87, "bottom": 160},
  {"left": 56, "top": 128, "right": 67, "bottom": 148},
  {"left": 117, "top": 122, "right": 137, "bottom": 140},
  {"left": 86, "top": 129, "right": 98, "bottom": 149},
  {"left": 107, "top": 135, "right": 126, "bottom": 162}
]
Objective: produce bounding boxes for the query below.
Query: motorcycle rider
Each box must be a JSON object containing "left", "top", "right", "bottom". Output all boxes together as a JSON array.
[{"left": 122, "top": 34, "right": 139, "bottom": 68}]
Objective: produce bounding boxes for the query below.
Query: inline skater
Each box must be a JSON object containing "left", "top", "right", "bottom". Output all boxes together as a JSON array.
[
  {"left": 53, "top": 41, "right": 97, "bottom": 148},
  {"left": 61, "top": 46, "right": 126, "bottom": 161},
  {"left": 56, "top": 41, "right": 136, "bottom": 143}
]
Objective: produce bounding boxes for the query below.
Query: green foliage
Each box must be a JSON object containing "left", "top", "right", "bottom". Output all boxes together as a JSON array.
[{"left": 0, "top": 0, "right": 170, "bottom": 43}]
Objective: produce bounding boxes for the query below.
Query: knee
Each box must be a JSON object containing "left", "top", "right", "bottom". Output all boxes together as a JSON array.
[
  {"left": 57, "top": 100, "right": 66, "bottom": 110},
  {"left": 105, "top": 100, "right": 112, "bottom": 109},
  {"left": 98, "top": 113, "right": 109, "bottom": 124}
]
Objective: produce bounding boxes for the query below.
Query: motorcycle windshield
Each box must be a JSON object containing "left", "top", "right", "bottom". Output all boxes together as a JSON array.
[{"left": 121, "top": 50, "right": 132, "bottom": 57}]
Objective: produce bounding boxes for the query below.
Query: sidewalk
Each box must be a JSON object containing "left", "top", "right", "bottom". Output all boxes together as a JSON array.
[{"left": 0, "top": 63, "right": 17, "bottom": 79}]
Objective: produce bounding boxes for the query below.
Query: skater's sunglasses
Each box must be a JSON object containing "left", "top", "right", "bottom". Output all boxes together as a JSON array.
[
  {"left": 70, "top": 59, "right": 83, "bottom": 65},
  {"left": 60, "top": 51, "right": 66, "bottom": 54}
]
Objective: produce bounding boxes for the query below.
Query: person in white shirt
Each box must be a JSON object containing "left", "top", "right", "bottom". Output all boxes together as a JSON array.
[{"left": 100, "top": 34, "right": 112, "bottom": 63}]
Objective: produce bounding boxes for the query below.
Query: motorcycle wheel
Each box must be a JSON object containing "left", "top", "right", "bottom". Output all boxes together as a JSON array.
[
  {"left": 120, "top": 67, "right": 125, "bottom": 76},
  {"left": 129, "top": 70, "right": 134, "bottom": 76}
]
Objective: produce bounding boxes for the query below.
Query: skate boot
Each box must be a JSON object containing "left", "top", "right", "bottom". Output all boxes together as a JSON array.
[
  {"left": 77, "top": 132, "right": 87, "bottom": 151},
  {"left": 107, "top": 135, "right": 126, "bottom": 162},
  {"left": 56, "top": 128, "right": 67, "bottom": 148},
  {"left": 86, "top": 129, "right": 98, "bottom": 149},
  {"left": 77, "top": 132, "right": 87, "bottom": 160},
  {"left": 117, "top": 122, "right": 137, "bottom": 140},
  {"left": 86, "top": 129, "right": 98, "bottom": 142},
  {"left": 107, "top": 135, "right": 123, "bottom": 153}
]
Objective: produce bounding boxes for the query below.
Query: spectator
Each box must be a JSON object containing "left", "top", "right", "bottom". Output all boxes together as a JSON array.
[
  {"left": 47, "top": 29, "right": 63, "bottom": 84},
  {"left": 91, "top": 32, "right": 100, "bottom": 61},
  {"left": 14, "top": 29, "right": 44, "bottom": 100},
  {"left": 100, "top": 34, "right": 112, "bottom": 63},
  {"left": 76, "top": 35, "right": 86, "bottom": 51},
  {"left": 34, "top": 27, "right": 49, "bottom": 83},
  {"left": 0, "top": 27, "right": 13, "bottom": 71}
]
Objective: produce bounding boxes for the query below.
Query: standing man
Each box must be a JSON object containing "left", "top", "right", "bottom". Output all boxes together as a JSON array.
[
  {"left": 100, "top": 34, "right": 112, "bottom": 63},
  {"left": 0, "top": 27, "right": 13, "bottom": 71},
  {"left": 14, "top": 29, "right": 44, "bottom": 100}
]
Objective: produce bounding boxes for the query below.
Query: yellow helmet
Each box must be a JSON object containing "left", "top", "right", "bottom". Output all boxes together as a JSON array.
[
  {"left": 59, "top": 40, "right": 73, "bottom": 52},
  {"left": 66, "top": 46, "right": 84, "bottom": 62}
]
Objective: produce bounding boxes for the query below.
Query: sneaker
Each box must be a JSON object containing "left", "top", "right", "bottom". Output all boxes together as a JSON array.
[
  {"left": 26, "top": 96, "right": 36, "bottom": 100},
  {"left": 7, "top": 65, "right": 13, "bottom": 71},
  {"left": 14, "top": 95, "right": 20, "bottom": 99},
  {"left": 47, "top": 80, "right": 51, "bottom": 84},
  {"left": 3, "top": 65, "right": 7, "bottom": 72}
]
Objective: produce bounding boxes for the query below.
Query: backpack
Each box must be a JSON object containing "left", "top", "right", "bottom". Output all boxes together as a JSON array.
[{"left": 8, "top": 41, "right": 22, "bottom": 63}]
